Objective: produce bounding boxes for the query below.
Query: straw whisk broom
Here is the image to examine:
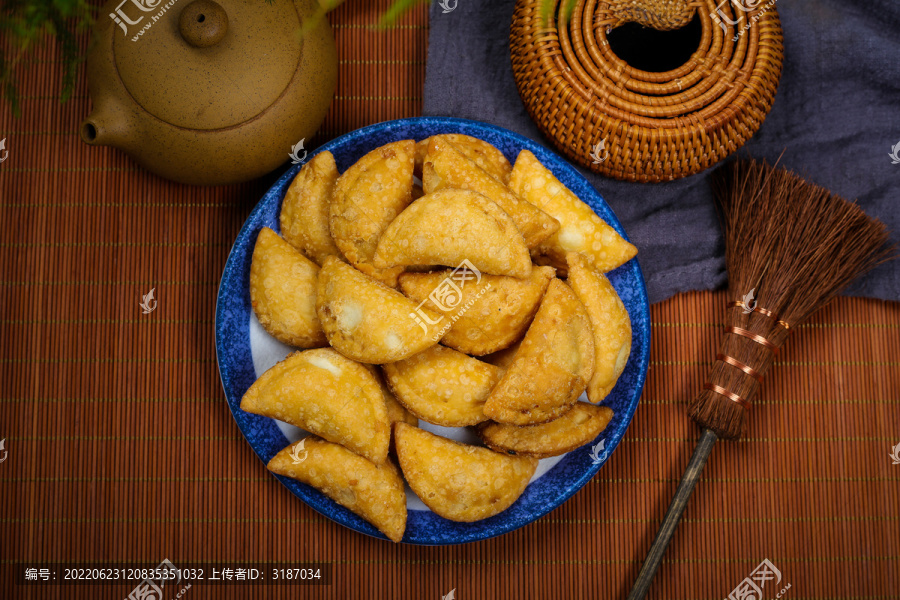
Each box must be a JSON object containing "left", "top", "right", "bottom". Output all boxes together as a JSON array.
[{"left": 627, "top": 159, "right": 895, "bottom": 599}]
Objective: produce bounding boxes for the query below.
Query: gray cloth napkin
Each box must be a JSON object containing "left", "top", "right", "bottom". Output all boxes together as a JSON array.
[{"left": 422, "top": 0, "right": 899, "bottom": 304}]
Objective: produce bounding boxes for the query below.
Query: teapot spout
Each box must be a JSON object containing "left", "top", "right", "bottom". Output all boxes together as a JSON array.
[
  {"left": 79, "top": 119, "right": 101, "bottom": 145},
  {"left": 80, "top": 104, "right": 133, "bottom": 149}
]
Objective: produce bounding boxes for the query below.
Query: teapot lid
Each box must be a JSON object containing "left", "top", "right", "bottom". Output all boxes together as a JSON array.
[{"left": 112, "top": 0, "right": 303, "bottom": 130}]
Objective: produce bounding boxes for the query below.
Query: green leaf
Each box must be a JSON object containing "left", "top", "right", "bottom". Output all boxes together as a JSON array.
[
  {"left": 0, "top": 0, "right": 93, "bottom": 118},
  {"left": 380, "top": 0, "right": 429, "bottom": 28}
]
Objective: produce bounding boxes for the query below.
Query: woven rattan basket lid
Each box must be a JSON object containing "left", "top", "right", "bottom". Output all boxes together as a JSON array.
[{"left": 510, "top": 0, "right": 784, "bottom": 182}]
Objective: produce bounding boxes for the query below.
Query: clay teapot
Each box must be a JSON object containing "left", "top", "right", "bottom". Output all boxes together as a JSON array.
[{"left": 81, "top": 0, "right": 337, "bottom": 185}]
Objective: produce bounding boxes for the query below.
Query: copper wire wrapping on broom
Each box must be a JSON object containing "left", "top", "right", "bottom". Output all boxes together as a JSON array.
[
  {"left": 724, "top": 325, "right": 780, "bottom": 352},
  {"left": 715, "top": 353, "right": 762, "bottom": 383},
  {"left": 704, "top": 302, "right": 787, "bottom": 411},
  {"left": 728, "top": 299, "right": 792, "bottom": 329}
]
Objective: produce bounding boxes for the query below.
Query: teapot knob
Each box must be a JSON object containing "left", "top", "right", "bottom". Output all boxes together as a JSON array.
[{"left": 179, "top": 0, "right": 228, "bottom": 48}]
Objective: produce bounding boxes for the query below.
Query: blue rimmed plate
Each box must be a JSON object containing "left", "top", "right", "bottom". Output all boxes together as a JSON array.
[{"left": 215, "top": 117, "right": 650, "bottom": 545}]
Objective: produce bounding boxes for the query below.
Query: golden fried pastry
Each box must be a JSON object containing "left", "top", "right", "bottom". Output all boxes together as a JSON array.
[
  {"left": 268, "top": 437, "right": 407, "bottom": 542},
  {"left": 481, "top": 339, "right": 522, "bottom": 370},
  {"left": 362, "top": 364, "right": 418, "bottom": 427},
  {"left": 483, "top": 279, "right": 595, "bottom": 425},
  {"left": 240, "top": 348, "right": 390, "bottom": 464},
  {"left": 415, "top": 134, "right": 511, "bottom": 183},
  {"left": 249, "top": 227, "right": 327, "bottom": 348},
  {"left": 394, "top": 423, "right": 537, "bottom": 522},
  {"left": 279, "top": 151, "right": 342, "bottom": 265},
  {"left": 476, "top": 403, "right": 614, "bottom": 458},
  {"left": 421, "top": 136, "right": 558, "bottom": 248},
  {"left": 373, "top": 189, "right": 532, "bottom": 278},
  {"left": 398, "top": 265, "right": 555, "bottom": 355},
  {"left": 383, "top": 392, "right": 418, "bottom": 427},
  {"left": 382, "top": 345, "right": 502, "bottom": 427},
  {"left": 509, "top": 149, "right": 637, "bottom": 273},
  {"left": 566, "top": 252, "right": 632, "bottom": 403},
  {"left": 329, "top": 140, "right": 415, "bottom": 287},
  {"left": 316, "top": 256, "right": 442, "bottom": 363}
]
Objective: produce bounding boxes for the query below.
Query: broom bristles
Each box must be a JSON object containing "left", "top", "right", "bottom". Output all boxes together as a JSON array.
[{"left": 688, "top": 159, "right": 894, "bottom": 440}]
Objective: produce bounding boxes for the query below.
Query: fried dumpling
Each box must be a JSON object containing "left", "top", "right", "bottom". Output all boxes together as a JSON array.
[
  {"left": 240, "top": 348, "right": 390, "bottom": 464},
  {"left": 268, "top": 437, "right": 407, "bottom": 542},
  {"left": 394, "top": 423, "right": 537, "bottom": 522},
  {"left": 316, "top": 256, "right": 442, "bottom": 363},
  {"left": 382, "top": 345, "right": 501, "bottom": 427},
  {"left": 566, "top": 252, "right": 632, "bottom": 403},
  {"left": 373, "top": 189, "right": 532, "bottom": 278},
  {"left": 249, "top": 227, "right": 327, "bottom": 348},
  {"left": 329, "top": 140, "right": 415, "bottom": 287},
  {"left": 509, "top": 149, "right": 637, "bottom": 274},
  {"left": 477, "top": 403, "right": 614, "bottom": 458},
  {"left": 280, "top": 151, "right": 342, "bottom": 265},
  {"left": 415, "top": 134, "right": 511, "bottom": 183},
  {"left": 483, "top": 279, "right": 595, "bottom": 425},
  {"left": 397, "top": 265, "right": 554, "bottom": 355},
  {"left": 421, "top": 136, "right": 558, "bottom": 248}
]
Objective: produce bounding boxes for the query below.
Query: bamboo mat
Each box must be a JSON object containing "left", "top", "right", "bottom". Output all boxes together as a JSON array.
[{"left": 1, "top": 1, "right": 898, "bottom": 598}]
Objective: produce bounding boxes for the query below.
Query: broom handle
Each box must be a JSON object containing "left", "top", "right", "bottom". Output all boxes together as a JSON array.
[{"left": 626, "top": 428, "right": 719, "bottom": 600}]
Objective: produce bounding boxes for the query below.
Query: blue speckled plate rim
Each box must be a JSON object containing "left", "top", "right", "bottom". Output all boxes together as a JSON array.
[{"left": 215, "top": 116, "right": 651, "bottom": 546}]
